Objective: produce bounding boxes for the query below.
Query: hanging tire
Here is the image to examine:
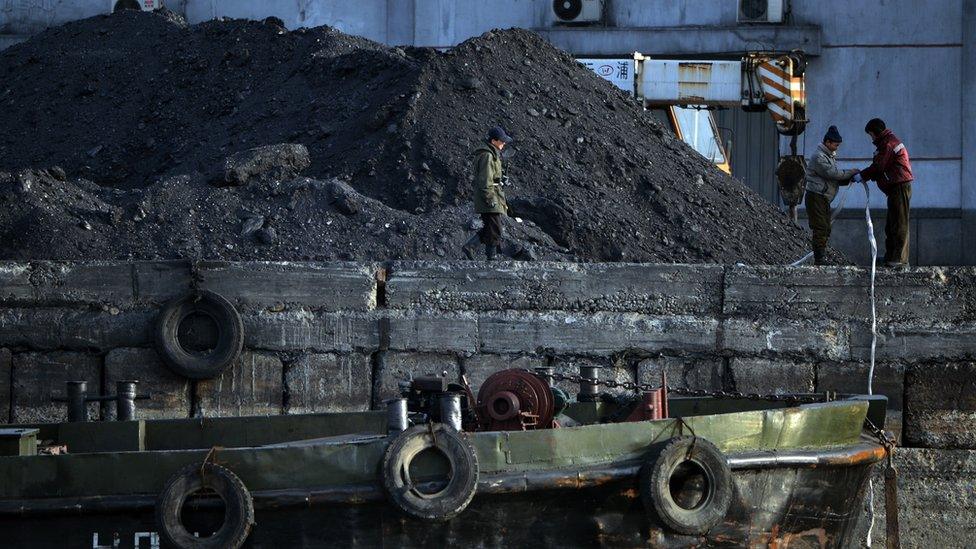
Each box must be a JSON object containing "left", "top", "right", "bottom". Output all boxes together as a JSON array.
[
  {"left": 156, "top": 463, "right": 254, "bottom": 549},
  {"left": 639, "top": 436, "right": 732, "bottom": 535},
  {"left": 382, "top": 424, "right": 479, "bottom": 521},
  {"left": 155, "top": 290, "right": 244, "bottom": 380}
]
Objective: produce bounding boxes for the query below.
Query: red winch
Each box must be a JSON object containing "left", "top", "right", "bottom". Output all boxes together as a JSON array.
[
  {"left": 475, "top": 369, "right": 555, "bottom": 431},
  {"left": 400, "top": 367, "right": 670, "bottom": 433}
]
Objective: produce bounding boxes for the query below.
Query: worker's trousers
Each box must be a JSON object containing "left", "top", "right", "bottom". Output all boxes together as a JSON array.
[
  {"left": 479, "top": 213, "right": 503, "bottom": 247},
  {"left": 805, "top": 190, "right": 832, "bottom": 251},
  {"left": 884, "top": 182, "right": 912, "bottom": 265}
]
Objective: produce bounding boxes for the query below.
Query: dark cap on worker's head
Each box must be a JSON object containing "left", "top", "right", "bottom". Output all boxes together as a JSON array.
[
  {"left": 823, "top": 125, "right": 842, "bottom": 143},
  {"left": 487, "top": 126, "right": 513, "bottom": 143},
  {"left": 864, "top": 118, "right": 886, "bottom": 136}
]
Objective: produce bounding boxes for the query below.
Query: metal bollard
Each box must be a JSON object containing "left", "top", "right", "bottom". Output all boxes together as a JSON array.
[
  {"left": 65, "top": 381, "right": 89, "bottom": 423},
  {"left": 578, "top": 365, "right": 601, "bottom": 402},
  {"left": 535, "top": 366, "right": 555, "bottom": 385},
  {"left": 115, "top": 381, "right": 139, "bottom": 421},
  {"left": 386, "top": 398, "right": 408, "bottom": 435},
  {"left": 440, "top": 393, "right": 463, "bottom": 431}
]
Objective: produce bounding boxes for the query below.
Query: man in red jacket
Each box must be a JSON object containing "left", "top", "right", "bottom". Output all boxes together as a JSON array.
[{"left": 859, "top": 118, "right": 914, "bottom": 267}]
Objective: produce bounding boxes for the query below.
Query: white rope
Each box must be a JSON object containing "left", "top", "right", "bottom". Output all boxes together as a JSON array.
[
  {"left": 789, "top": 252, "right": 813, "bottom": 267},
  {"left": 788, "top": 181, "right": 880, "bottom": 545},
  {"left": 789, "top": 183, "right": 854, "bottom": 266},
  {"left": 862, "top": 180, "right": 878, "bottom": 395},
  {"left": 860, "top": 179, "right": 879, "bottom": 547}
]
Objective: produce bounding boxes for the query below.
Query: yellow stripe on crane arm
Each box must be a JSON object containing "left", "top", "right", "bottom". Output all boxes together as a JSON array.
[
  {"left": 758, "top": 73, "right": 789, "bottom": 93},
  {"left": 760, "top": 76, "right": 791, "bottom": 97},
  {"left": 768, "top": 104, "right": 790, "bottom": 119},
  {"left": 758, "top": 62, "right": 790, "bottom": 80},
  {"left": 763, "top": 93, "right": 792, "bottom": 111},
  {"left": 766, "top": 100, "right": 792, "bottom": 120}
]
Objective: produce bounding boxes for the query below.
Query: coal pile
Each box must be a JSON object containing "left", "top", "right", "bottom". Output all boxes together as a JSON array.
[{"left": 0, "top": 10, "right": 832, "bottom": 264}]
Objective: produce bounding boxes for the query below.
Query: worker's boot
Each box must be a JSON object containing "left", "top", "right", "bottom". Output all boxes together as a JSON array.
[
  {"left": 461, "top": 234, "right": 480, "bottom": 260},
  {"left": 813, "top": 248, "right": 827, "bottom": 266},
  {"left": 485, "top": 244, "right": 497, "bottom": 261}
]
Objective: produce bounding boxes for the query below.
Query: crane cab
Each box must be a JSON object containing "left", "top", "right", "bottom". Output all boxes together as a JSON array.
[{"left": 650, "top": 106, "right": 731, "bottom": 175}]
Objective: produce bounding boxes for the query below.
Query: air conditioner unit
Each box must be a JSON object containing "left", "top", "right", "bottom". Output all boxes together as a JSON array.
[
  {"left": 552, "top": 0, "right": 604, "bottom": 24},
  {"left": 737, "top": 0, "right": 784, "bottom": 23},
  {"left": 112, "top": 0, "right": 162, "bottom": 12}
]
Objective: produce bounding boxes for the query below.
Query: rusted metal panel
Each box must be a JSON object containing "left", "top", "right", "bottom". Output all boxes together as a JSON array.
[{"left": 640, "top": 60, "right": 743, "bottom": 106}]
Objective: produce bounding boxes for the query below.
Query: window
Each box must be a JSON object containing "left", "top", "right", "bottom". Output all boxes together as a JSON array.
[{"left": 672, "top": 106, "right": 727, "bottom": 166}]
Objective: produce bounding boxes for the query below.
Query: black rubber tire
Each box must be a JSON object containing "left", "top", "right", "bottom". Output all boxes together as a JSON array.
[
  {"left": 155, "top": 291, "right": 244, "bottom": 380},
  {"left": 156, "top": 463, "right": 254, "bottom": 549},
  {"left": 382, "top": 424, "right": 479, "bottom": 521},
  {"left": 639, "top": 436, "right": 732, "bottom": 535}
]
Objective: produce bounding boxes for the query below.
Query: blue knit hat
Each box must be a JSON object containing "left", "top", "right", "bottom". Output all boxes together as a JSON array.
[
  {"left": 824, "top": 125, "right": 843, "bottom": 143},
  {"left": 487, "top": 126, "right": 513, "bottom": 143}
]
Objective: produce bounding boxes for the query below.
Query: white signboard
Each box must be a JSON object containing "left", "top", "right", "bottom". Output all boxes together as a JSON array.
[
  {"left": 639, "top": 60, "right": 742, "bottom": 105},
  {"left": 578, "top": 58, "right": 636, "bottom": 95}
]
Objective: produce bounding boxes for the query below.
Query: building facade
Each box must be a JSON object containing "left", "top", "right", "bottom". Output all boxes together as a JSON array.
[{"left": 2, "top": 0, "right": 973, "bottom": 265}]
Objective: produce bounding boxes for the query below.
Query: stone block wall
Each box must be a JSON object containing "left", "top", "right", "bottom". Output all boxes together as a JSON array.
[
  {"left": 0, "top": 260, "right": 378, "bottom": 421},
  {"left": 1, "top": 260, "right": 974, "bottom": 440}
]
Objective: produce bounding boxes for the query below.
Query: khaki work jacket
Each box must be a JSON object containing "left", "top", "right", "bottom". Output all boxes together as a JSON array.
[
  {"left": 471, "top": 144, "right": 507, "bottom": 214},
  {"left": 805, "top": 143, "right": 858, "bottom": 203}
]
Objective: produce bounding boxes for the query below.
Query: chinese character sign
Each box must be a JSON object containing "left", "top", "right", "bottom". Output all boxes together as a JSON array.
[{"left": 578, "top": 59, "right": 635, "bottom": 95}]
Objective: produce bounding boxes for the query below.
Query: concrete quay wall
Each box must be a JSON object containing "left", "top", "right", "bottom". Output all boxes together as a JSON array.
[{"left": 1, "top": 260, "right": 972, "bottom": 443}]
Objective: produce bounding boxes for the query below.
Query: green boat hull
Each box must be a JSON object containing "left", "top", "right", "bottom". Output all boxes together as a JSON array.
[
  {"left": 0, "top": 397, "right": 886, "bottom": 547},
  {"left": 0, "top": 458, "right": 877, "bottom": 547}
]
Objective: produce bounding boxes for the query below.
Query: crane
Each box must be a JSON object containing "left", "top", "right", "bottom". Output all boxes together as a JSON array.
[{"left": 581, "top": 52, "right": 808, "bottom": 222}]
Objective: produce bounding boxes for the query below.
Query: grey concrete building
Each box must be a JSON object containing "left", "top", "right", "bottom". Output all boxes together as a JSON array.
[{"left": 2, "top": 0, "right": 971, "bottom": 265}]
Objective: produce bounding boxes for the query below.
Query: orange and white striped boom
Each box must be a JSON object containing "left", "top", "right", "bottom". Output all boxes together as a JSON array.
[{"left": 748, "top": 53, "right": 807, "bottom": 136}]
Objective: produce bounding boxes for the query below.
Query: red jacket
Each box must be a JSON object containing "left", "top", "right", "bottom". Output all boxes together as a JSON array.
[{"left": 860, "top": 129, "right": 913, "bottom": 193}]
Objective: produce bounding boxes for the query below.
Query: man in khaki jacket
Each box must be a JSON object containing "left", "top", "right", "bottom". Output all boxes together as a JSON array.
[
  {"left": 467, "top": 126, "right": 511, "bottom": 260},
  {"left": 804, "top": 125, "right": 859, "bottom": 265}
]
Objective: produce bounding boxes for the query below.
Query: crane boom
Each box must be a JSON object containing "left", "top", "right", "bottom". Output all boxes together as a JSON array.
[
  {"left": 580, "top": 52, "right": 807, "bottom": 136},
  {"left": 581, "top": 52, "right": 810, "bottom": 221}
]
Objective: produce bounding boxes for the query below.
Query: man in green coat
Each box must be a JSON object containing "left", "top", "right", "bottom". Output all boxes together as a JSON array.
[
  {"left": 804, "top": 125, "right": 859, "bottom": 265},
  {"left": 467, "top": 126, "right": 512, "bottom": 260}
]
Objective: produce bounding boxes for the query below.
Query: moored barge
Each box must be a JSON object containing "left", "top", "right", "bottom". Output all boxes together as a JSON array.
[{"left": 0, "top": 368, "right": 890, "bottom": 548}]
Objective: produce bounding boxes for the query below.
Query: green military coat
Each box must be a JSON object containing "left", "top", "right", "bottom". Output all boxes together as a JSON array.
[{"left": 471, "top": 144, "right": 507, "bottom": 214}]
